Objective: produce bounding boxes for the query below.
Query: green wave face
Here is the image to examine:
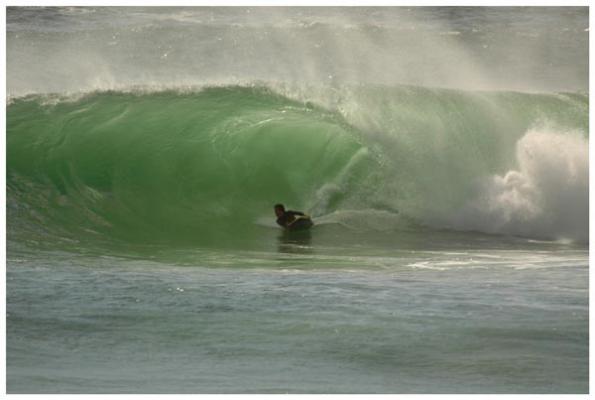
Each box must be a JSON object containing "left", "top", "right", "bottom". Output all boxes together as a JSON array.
[
  {"left": 7, "top": 85, "right": 589, "bottom": 245},
  {"left": 7, "top": 87, "right": 370, "bottom": 244}
]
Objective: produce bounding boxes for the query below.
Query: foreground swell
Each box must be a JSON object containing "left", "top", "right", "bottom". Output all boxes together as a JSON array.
[{"left": 7, "top": 247, "right": 588, "bottom": 393}]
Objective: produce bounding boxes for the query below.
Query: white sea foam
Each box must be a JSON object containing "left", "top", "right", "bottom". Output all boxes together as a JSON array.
[{"left": 451, "top": 127, "right": 588, "bottom": 242}]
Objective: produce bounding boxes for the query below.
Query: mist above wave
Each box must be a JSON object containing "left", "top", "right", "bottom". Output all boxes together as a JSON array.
[{"left": 7, "top": 7, "right": 588, "bottom": 96}]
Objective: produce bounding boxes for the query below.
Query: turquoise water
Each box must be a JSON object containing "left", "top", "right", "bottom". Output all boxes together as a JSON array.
[{"left": 6, "top": 6, "right": 589, "bottom": 394}]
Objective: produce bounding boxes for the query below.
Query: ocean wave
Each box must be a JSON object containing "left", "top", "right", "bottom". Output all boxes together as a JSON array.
[{"left": 7, "top": 84, "right": 589, "bottom": 244}]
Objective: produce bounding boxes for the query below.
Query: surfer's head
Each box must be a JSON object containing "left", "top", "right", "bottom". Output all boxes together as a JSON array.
[{"left": 274, "top": 204, "right": 285, "bottom": 217}]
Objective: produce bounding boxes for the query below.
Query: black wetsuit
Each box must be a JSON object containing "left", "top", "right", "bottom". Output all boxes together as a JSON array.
[{"left": 276, "top": 210, "right": 304, "bottom": 228}]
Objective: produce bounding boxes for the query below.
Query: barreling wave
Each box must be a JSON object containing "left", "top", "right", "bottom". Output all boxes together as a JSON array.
[{"left": 7, "top": 84, "right": 589, "bottom": 246}]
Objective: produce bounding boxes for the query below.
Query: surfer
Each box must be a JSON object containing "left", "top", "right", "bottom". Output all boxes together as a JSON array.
[{"left": 274, "top": 204, "right": 313, "bottom": 230}]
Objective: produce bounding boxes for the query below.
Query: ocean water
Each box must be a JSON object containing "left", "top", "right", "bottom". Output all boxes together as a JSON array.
[{"left": 6, "top": 7, "right": 589, "bottom": 394}]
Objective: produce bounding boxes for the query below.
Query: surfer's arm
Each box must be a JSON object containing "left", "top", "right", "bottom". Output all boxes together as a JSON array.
[
  {"left": 285, "top": 211, "right": 310, "bottom": 226},
  {"left": 292, "top": 211, "right": 311, "bottom": 218}
]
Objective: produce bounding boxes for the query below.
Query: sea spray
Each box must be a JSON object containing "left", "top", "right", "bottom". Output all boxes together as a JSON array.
[{"left": 7, "top": 7, "right": 588, "bottom": 96}]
